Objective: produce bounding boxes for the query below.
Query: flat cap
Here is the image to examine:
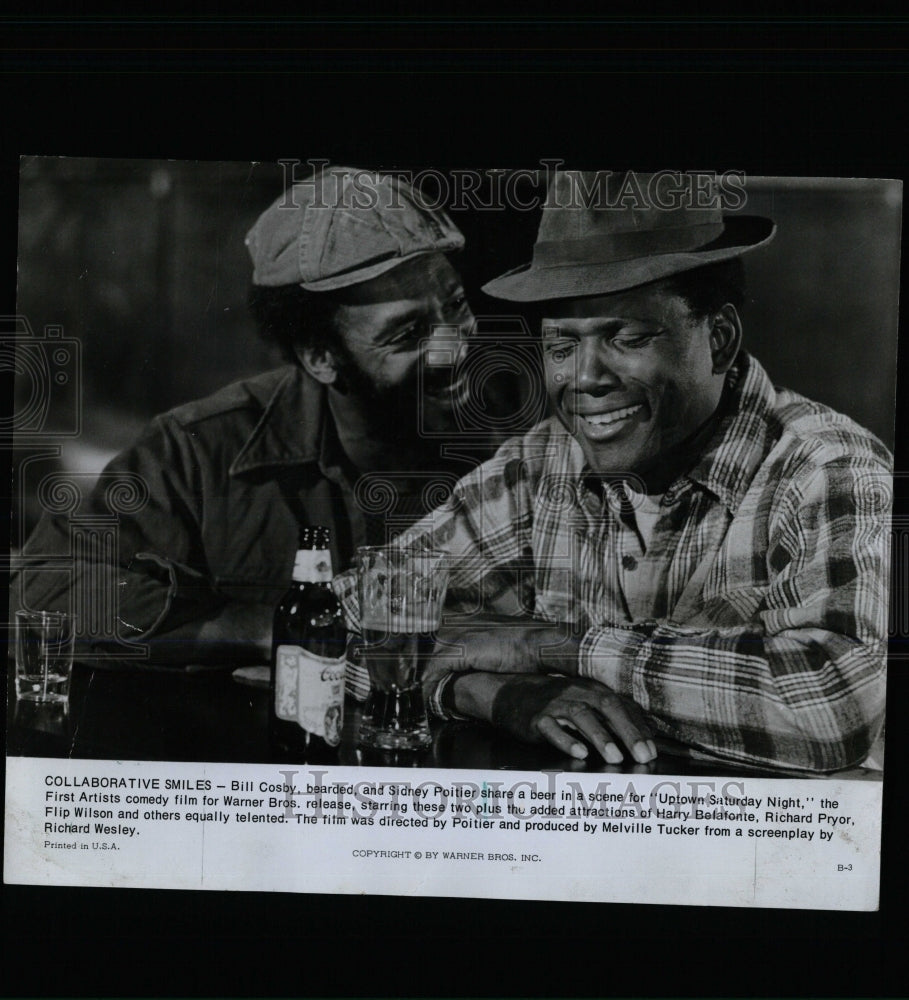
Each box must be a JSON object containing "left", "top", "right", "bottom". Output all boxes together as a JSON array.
[{"left": 246, "top": 165, "right": 465, "bottom": 291}]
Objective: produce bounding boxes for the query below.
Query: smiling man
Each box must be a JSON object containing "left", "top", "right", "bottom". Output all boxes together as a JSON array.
[
  {"left": 15, "top": 165, "right": 477, "bottom": 664},
  {"left": 338, "top": 170, "right": 891, "bottom": 774},
  {"left": 541, "top": 277, "right": 740, "bottom": 494}
]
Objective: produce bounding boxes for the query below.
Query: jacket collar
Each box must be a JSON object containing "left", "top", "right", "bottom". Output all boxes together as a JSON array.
[{"left": 229, "top": 366, "right": 329, "bottom": 477}]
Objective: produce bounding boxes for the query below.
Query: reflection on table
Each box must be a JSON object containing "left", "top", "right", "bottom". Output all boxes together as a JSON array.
[{"left": 5, "top": 660, "right": 883, "bottom": 780}]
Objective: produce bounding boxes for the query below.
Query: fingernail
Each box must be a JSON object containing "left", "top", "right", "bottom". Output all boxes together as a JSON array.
[
  {"left": 571, "top": 743, "right": 588, "bottom": 760},
  {"left": 633, "top": 740, "right": 654, "bottom": 763},
  {"left": 647, "top": 740, "right": 657, "bottom": 758},
  {"left": 604, "top": 742, "right": 623, "bottom": 764}
]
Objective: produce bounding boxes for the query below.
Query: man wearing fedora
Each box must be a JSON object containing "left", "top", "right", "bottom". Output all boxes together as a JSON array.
[
  {"left": 339, "top": 170, "right": 890, "bottom": 773},
  {"left": 15, "top": 165, "right": 479, "bottom": 666}
]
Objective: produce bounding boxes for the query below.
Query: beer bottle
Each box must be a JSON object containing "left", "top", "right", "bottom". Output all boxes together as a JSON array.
[{"left": 270, "top": 526, "right": 346, "bottom": 762}]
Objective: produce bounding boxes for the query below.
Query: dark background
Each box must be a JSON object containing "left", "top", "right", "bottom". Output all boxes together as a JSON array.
[{"left": 2, "top": 13, "right": 908, "bottom": 1000}]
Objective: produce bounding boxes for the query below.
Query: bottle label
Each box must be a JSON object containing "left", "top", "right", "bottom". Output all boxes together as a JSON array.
[
  {"left": 275, "top": 645, "right": 344, "bottom": 746},
  {"left": 292, "top": 549, "right": 333, "bottom": 584}
]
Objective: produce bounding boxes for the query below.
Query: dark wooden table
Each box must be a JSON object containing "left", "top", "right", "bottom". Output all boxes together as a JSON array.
[{"left": 5, "top": 660, "right": 883, "bottom": 779}]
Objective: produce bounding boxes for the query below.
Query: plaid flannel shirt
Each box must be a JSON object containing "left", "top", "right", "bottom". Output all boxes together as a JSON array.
[{"left": 336, "top": 352, "right": 891, "bottom": 773}]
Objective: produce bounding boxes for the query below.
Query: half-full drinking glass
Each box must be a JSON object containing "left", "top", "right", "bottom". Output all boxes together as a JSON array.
[{"left": 356, "top": 544, "right": 450, "bottom": 750}]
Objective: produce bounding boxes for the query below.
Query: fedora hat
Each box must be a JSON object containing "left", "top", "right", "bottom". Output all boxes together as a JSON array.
[{"left": 482, "top": 170, "right": 775, "bottom": 302}]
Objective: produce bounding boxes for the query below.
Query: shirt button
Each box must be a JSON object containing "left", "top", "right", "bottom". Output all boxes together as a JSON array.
[{"left": 622, "top": 555, "right": 638, "bottom": 571}]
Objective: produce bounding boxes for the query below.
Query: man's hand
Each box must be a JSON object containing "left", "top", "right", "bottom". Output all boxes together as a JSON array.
[{"left": 452, "top": 672, "right": 656, "bottom": 765}]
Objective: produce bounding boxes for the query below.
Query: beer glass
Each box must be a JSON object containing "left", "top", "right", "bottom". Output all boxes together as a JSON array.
[{"left": 356, "top": 544, "right": 450, "bottom": 750}]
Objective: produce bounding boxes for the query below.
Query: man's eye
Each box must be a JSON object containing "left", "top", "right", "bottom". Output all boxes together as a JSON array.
[
  {"left": 446, "top": 292, "right": 469, "bottom": 313},
  {"left": 612, "top": 333, "right": 654, "bottom": 349},
  {"left": 386, "top": 325, "right": 422, "bottom": 347},
  {"left": 545, "top": 341, "right": 575, "bottom": 362}
]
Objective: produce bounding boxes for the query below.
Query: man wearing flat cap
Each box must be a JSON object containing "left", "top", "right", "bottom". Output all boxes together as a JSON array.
[
  {"left": 15, "top": 166, "right": 477, "bottom": 666},
  {"left": 339, "top": 170, "right": 890, "bottom": 773}
]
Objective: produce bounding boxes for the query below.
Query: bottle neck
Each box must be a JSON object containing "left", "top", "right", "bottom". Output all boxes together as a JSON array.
[{"left": 291, "top": 548, "right": 334, "bottom": 584}]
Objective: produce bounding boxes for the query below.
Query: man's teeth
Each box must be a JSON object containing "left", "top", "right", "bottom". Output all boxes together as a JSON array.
[{"left": 582, "top": 404, "right": 643, "bottom": 427}]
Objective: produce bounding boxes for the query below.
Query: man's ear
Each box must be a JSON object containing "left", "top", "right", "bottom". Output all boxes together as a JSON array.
[
  {"left": 297, "top": 346, "right": 338, "bottom": 385},
  {"left": 709, "top": 303, "right": 743, "bottom": 374}
]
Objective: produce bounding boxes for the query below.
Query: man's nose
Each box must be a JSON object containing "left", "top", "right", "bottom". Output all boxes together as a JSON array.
[{"left": 575, "top": 338, "right": 620, "bottom": 393}]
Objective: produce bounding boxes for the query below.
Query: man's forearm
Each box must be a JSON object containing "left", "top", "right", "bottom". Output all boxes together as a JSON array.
[
  {"left": 450, "top": 671, "right": 511, "bottom": 722},
  {"left": 580, "top": 623, "right": 885, "bottom": 771},
  {"left": 431, "top": 617, "right": 582, "bottom": 675},
  {"left": 139, "top": 601, "right": 274, "bottom": 665}
]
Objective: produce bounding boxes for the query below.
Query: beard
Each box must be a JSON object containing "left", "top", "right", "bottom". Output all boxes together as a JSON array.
[
  {"left": 328, "top": 331, "right": 467, "bottom": 446},
  {"left": 331, "top": 352, "right": 427, "bottom": 441}
]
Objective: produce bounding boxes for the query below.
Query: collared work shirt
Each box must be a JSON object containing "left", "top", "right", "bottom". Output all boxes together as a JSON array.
[
  {"left": 13, "top": 366, "right": 456, "bottom": 647},
  {"left": 337, "top": 353, "right": 891, "bottom": 773}
]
